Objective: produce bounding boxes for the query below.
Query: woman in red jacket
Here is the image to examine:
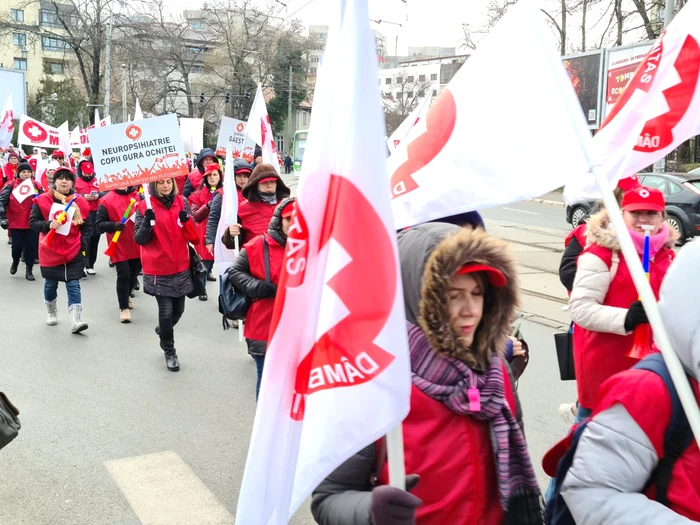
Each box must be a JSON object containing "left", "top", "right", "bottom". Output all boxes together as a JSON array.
[
  {"left": 134, "top": 178, "right": 198, "bottom": 372},
  {"left": 0, "top": 160, "right": 42, "bottom": 280},
  {"left": 74, "top": 158, "right": 105, "bottom": 276},
  {"left": 189, "top": 163, "right": 223, "bottom": 300},
  {"left": 2, "top": 152, "right": 19, "bottom": 188},
  {"left": 312, "top": 226, "right": 543, "bottom": 525},
  {"left": 29, "top": 167, "right": 90, "bottom": 333},
  {"left": 96, "top": 185, "right": 141, "bottom": 323},
  {"left": 228, "top": 197, "right": 294, "bottom": 399},
  {"left": 237, "top": 163, "right": 290, "bottom": 245}
]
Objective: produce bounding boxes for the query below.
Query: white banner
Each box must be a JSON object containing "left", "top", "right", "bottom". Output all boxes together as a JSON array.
[
  {"left": 88, "top": 114, "right": 190, "bottom": 191},
  {"left": 179, "top": 118, "right": 204, "bottom": 154},
  {"left": 216, "top": 117, "right": 256, "bottom": 163}
]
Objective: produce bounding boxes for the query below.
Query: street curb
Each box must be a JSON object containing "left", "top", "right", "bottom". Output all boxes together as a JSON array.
[{"left": 527, "top": 198, "right": 567, "bottom": 209}]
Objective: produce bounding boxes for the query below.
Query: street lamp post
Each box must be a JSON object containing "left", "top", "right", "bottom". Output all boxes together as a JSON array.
[{"left": 121, "top": 64, "right": 127, "bottom": 123}]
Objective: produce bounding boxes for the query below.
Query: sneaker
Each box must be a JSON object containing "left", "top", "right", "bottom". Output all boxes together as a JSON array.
[
  {"left": 86, "top": 268, "right": 96, "bottom": 275},
  {"left": 83, "top": 268, "right": 88, "bottom": 278},
  {"left": 558, "top": 402, "right": 577, "bottom": 425},
  {"left": 120, "top": 309, "right": 131, "bottom": 323}
]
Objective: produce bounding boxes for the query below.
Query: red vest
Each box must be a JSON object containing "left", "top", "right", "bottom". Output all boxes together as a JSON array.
[
  {"left": 237, "top": 188, "right": 244, "bottom": 205},
  {"left": 137, "top": 196, "right": 198, "bottom": 276},
  {"left": 188, "top": 170, "right": 204, "bottom": 192},
  {"left": 101, "top": 191, "right": 141, "bottom": 263},
  {"left": 243, "top": 233, "right": 284, "bottom": 341},
  {"left": 2, "top": 163, "right": 16, "bottom": 188},
  {"left": 189, "top": 186, "right": 221, "bottom": 261},
  {"left": 380, "top": 365, "right": 515, "bottom": 525},
  {"left": 74, "top": 175, "right": 101, "bottom": 211},
  {"left": 35, "top": 192, "right": 90, "bottom": 267},
  {"left": 239, "top": 200, "right": 275, "bottom": 242},
  {"left": 175, "top": 174, "right": 188, "bottom": 195},
  {"left": 574, "top": 244, "right": 675, "bottom": 408},
  {"left": 6, "top": 178, "right": 41, "bottom": 229},
  {"left": 565, "top": 223, "right": 587, "bottom": 248}
]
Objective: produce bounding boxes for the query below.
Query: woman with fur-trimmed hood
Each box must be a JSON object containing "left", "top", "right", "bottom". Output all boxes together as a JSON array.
[
  {"left": 569, "top": 186, "right": 677, "bottom": 419},
  {"left": 312, "top": 226, "right": 543, "bottom": 525}
]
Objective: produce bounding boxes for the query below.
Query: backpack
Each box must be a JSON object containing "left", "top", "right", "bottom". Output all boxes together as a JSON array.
[{"left": 545, "top": 353, "right": 693, "bottom": 525}]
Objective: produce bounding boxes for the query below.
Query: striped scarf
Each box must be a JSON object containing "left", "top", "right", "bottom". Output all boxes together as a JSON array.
[{"left": 408, "top": 322, "right": 543, "bottom": 525}]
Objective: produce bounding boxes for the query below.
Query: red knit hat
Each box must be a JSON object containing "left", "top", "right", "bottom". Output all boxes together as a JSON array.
[
  {"left": 617, "top": 174, "right": 642, "bottom": 191},
  {"left": 621, "top": 186, "right": 665, "bottom": 212}
]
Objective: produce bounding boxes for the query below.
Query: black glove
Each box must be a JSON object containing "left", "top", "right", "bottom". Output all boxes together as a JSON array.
[
  {"left": 114, "top": 222, "right": 125, "bottom": 232},
  {"left": 624, "top": 300, "right": 649, "bottom": 332},
  {"left": 0, "top": 219, "right": 8, "bottom": 230},
  {"left": 371, "top": 474, "right": 422, "bottom": 525},
  {"left": 143, "top": 208, "right": 156, "bottom": 224},
  {"left": 179, "top": 210, "right": 190, "bottom": 223},
  {"left": 257, "top": 280, "right": 277, "bottom": 299}
]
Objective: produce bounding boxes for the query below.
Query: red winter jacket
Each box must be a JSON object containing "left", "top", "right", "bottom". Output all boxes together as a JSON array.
[
  {"left": 2, "top": 163, "right": 17, "bottom": 188},
  {"left": 74, "top": 175, "right": 102, "bottom": 212},
  {"left": 137, "top": 195, "right": 198, "bottom": 276},
  {"left": 34, "top": 192, "right": 90, "bottom": 267},
  {"left": 378, "top": 363, "right": 516, "bottom": 525},
  {"left": 3, "top": 178, "right": 41, "bottom": 229},
  {"left": 239, "top": 200, "right": 276, "bottom": 243},
  {"left": 99, "top": 191, "right": 141, "bottom": 263},
  {"left": 189, "top": 186, "right": 222, "bottom": 261},
  {"left": 175, "top": 173, "right": 189, "bottom": 195},
  {"left": 242, "top": 232, "right": 284, "bottom": 341}
]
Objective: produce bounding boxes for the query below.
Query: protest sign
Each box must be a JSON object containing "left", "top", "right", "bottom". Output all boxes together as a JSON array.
[
  {"left": 216, "top": 117, "right": 256, "bottom": 162},
  {"left": 88, "top": 114, "right": 189, "bottom": 191}
]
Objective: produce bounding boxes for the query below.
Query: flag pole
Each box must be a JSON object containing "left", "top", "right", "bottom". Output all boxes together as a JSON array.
[
  {"left": 386, "top": 424, "right": 406, "bottom": 490},
  {"left": 591, "top": 164, "right": 700, "bottom": 449}
]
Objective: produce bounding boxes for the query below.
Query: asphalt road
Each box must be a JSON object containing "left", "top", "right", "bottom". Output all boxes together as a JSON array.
[
  {"left": 0, "top": 209, "right": 576, "bottom": 524},
  {"left": 480, "top": 200, "right": 572, "bottom": 232}
]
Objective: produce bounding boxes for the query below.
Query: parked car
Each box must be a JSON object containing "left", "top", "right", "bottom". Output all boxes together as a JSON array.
[
  {"left": 566, "top": 173, "right": 700, "bottom": 243},
  {"left": 689, "top": 167, "right": 700, "bottom": 176}
]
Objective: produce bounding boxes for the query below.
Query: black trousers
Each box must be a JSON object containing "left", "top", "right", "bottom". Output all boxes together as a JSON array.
[
  {"left": 11, "top": 229, "right": 38, "bottom": 268},
  {"left": 203, "top": 259, "right": 214, "bottom": 273},
  {"left": 85, "top": 210, "right": 100, "bottom": 269},
  {"left": 155, "top": 295, "right": 186, "bottom": 352},
  {"left": 115, "top": 259, "right": 142, "bottom": 310}
]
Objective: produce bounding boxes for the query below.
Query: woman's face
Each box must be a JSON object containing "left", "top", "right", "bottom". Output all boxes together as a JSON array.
[
  {"left": 623, "top": 208, "right": 664, "bottom": 234},
  {"left": 18, "top": 169, "right": 32, "bottom": 181},
  {"left": 448, "top": 273, "right": 485, "bottom": 349},
  {"left": 282, "top": 216, "right": 292, "bottom": 236},
  {"left": 235, "top": 172, "right": 249, "bottom": 189},
  {"left": 156, "top": 179, "right": 173, "bottom": 196},
  {"left": 207, "top": 172, "right": 221, "bottom": 187},
  {"left": 54, "top": 174, "right": 73, "bottom": 195},
  {"left": 9, "top": 156, "right": 18, "bottom": 165}
]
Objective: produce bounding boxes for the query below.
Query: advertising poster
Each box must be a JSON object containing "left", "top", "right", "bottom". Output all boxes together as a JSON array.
[
  {"left": 88, "top": 113, "right": 189, "bottom": 191},
  {"left": 604, "top": 42, "right": 653, "bottom": 116},
  {"left": 562, "top": 50, "right": 604, "bottom": 128},
  {"left": 216, "top": 117, "right": 256, "bottom": 163}
]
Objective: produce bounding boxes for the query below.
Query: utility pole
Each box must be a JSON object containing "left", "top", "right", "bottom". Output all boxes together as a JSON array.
[
  {"left": 664, "top": 0, "right": 675, "bottom": 27},
  {"left": 121, "top": 64, "right": 127, "bottom": 123},
  {"left": 287, "top": 63, "right": 293, "bottom": 155},
  {"left": 103, "top": 21, "right": 113, "bottom": 118}
]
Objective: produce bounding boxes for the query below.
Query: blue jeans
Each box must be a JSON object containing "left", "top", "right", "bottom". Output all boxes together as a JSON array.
[
  {"left": 544, "top": 404, "right": 593, "bottom": 502},
  {"left": 44, "top": 279, "right": 81, "bottom": 307},
  {"left": 252, "top": 355, "right": 265, "bottom": 400}
]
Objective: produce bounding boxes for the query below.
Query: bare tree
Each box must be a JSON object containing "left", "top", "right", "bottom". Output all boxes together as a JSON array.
[{"left": 381, "top": 74, "right": 432, "bottom": 136}]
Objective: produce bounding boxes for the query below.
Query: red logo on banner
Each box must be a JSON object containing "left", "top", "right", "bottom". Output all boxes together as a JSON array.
[
  {"left": 125, "top": 125, "right": 142, "bottom": 141},
  {"left": 52, "top": 210, "right": 66, "bottom": 222},
  {"left": 23, "top": 120, "right": 48, "bottom": 144},
  {"left": 390, "top": 90, "right": 457, "bottom": 198},
  {"left": 236, "top": 122, "right": 245, "bottom": 133},
  {"left": 281, "top": 175, "right": 396, "bottom": 421}
]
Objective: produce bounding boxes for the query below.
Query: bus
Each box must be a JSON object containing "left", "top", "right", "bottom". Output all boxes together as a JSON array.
[{"left": 292, "top": 130, "right": 308, "bottom": 176}]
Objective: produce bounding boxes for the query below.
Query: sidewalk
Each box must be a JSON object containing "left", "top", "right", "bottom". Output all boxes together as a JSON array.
[{"left": 528, "top": 188, "right": 566, "bottom": 209}]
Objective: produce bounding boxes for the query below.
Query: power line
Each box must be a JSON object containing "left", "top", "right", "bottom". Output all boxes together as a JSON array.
[{"left": 283, "top": 0, "right": 317, "bottom": 22}]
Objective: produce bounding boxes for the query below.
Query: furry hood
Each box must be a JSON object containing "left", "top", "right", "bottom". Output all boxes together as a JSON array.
[
  {"left": 586, "top": 209, "right": 678, "bottom": 251},
  {"left": 419, "top": 227, "right": 519, "bottom": 369},
  {"left": 242, "top": 163, "right": 291, "bottom": 202}
]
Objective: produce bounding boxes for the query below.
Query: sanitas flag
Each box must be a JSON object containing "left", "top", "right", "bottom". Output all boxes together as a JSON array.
[
  {"left": 12, "top": 177, "right": 35, "bottom": 204},
  {"left": 388, "top": 2, "right": 592, "bottom": 229},
  {"left": 565, "top": 0, "right": 700, "bottom": 202},
  {"left": 245, "top": 84, "right": 280, "bottom": 173},
  {"left": 234, "top": 0, "right": 411, "bottom": 522}
]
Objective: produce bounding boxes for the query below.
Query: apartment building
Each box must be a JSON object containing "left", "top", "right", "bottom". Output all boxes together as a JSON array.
[
  {"left": 378, "top": 54, "right": 469, "bottom": 102},
  {"left": 308, "top": 24, "right": 386, "bottom": 77}
]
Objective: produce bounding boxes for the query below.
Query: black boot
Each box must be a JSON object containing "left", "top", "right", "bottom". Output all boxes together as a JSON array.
[
  {"left": 199, "top": 293, "right": 208, "bottom": 301},
  {"left": 25, "top": 266, "right": 35, "bottom": 281},
  {"left": 164, "top": 352, "right": 180, "bottom": 372},
  {"left": 10, "top": 261, "right": 18, "bottom": 275}
]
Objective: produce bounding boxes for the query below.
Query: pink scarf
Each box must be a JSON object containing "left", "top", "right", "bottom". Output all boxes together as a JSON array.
[{"left": 627, "top": 223, "right": 670, "bottom": 259}]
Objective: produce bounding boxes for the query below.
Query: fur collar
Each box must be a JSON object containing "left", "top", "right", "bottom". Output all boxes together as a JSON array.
[
  {"left": 585, "top": 209, "right": 678, "bottom": 251},
  {"left": 419, "top": 228, "right": 519, "bottom": 370}
]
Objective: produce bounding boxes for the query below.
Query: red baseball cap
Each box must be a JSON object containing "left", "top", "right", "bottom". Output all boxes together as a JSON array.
[
  {"left": 617, "top": 174, "right": 642, "bottom": 191},
  {"left": 259, "top": 176, "right": 277, "bottom": 184},
  {"left": 280, "top": 201, "right": 295, "bottom": 218},
  {"left": 456, "top": 263, "right": 507, "bottom": 287},
  {"left": 81, "top": 161, "right": 95, "bottom": 175},
  {"left": 621, "top": 186, "right": 665, "bottom": 212}
]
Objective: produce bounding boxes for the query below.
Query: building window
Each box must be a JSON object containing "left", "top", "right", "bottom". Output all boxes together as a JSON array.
[
  {"left": 419, "top": 74, "right": 425, "bottom": 82},
  {"left": 190, "top": 65, "right": 203, "bottom": 74},
  {"left": 276, "top": 135, "right": 284, "bottom": 154},
  {"left": 396, "top": 92, "right": 403, "bottom": 100},
  {"left": 45, "top": 61, "right": 65, "bottom": 74},
  {"left": 42, "top": 37, "right": 68, "bottom": 51},
  {"left": 187, "top": 46, "right": 203, "bottom": 54},
  {"left": 302, "top": 112, "right": 307, "bottom": 126},
  {"left": 191, "top": 21, "right": 203, "bottom": 30},
  {"left": 407, "top": 76, "right": 414, "bottom": 83},
  {"left": 385, "top": 78, "right": 391, "bottom": 85},
  {"left": 14, "top": 58, "right": 27, "bottom": 70},
  {"left": 309, "top": 67, "right": 317, "bottom": 76},
  {"left": 396, "top": 76, "right": 403, "bottom": 84},
  {"left": 13, "top": 33, "right": 26, "bottom": 46},
  {"left": 430, "top": 73, "right": 438, "bottom": 81},
  {"left": 40, "top": 9, "right": 61, "bottom": 26},
  {"left": 10, "top": 9, "right": 24, "bottom": 22}
]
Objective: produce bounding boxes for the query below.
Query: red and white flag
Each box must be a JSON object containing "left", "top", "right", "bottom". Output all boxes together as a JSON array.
[
  {"left": 386, "top": 83, "right": 437, "bottom": 154},
  {"left": 388, "top": 2, "right": 592, "bottom": 229},
  {"left": 245, "top": 84, "right": 280, "bottom": 173},
  {"left": 0, "top": 93, "right": 13, "bottom": 149},
  {"left": 214, "top": 146, "right": 239, "bottom": 275},
  {"left": 18, "top": 115, "right": 60, "bottom": 149},
  {"left": 565, "top": 0, "right": 700, "bottom": 202},
  {"left": 235, "top": 0, "right": 411, "bottom": 522},
  {"left": 12, "top": 177, "right": 35, "bottom": 203}
]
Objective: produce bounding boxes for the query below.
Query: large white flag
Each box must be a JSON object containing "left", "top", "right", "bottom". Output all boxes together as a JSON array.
[
  {"left": 57, "top": 122, "right": 72, "bottom": 160},
  {"left": 0, "top": 93, "right": 13, "bottom": 149},
  {"left": 214, "top": 146, "right": 239, "bottom": 276},
  {"left": 389, "top": 2, "right": 592, "bottom": 229},
  {"left": 386, "top": 83, "right": 437, "bottom": 154},
  {"left": 565, "top": 0, "right": 700, "bottom": 202},
  {"left": 245, "top": 84, "right": 280, "bottom": 173},
  {"left": 235, "top": 0, "right": 411, "bottom": 522}
]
